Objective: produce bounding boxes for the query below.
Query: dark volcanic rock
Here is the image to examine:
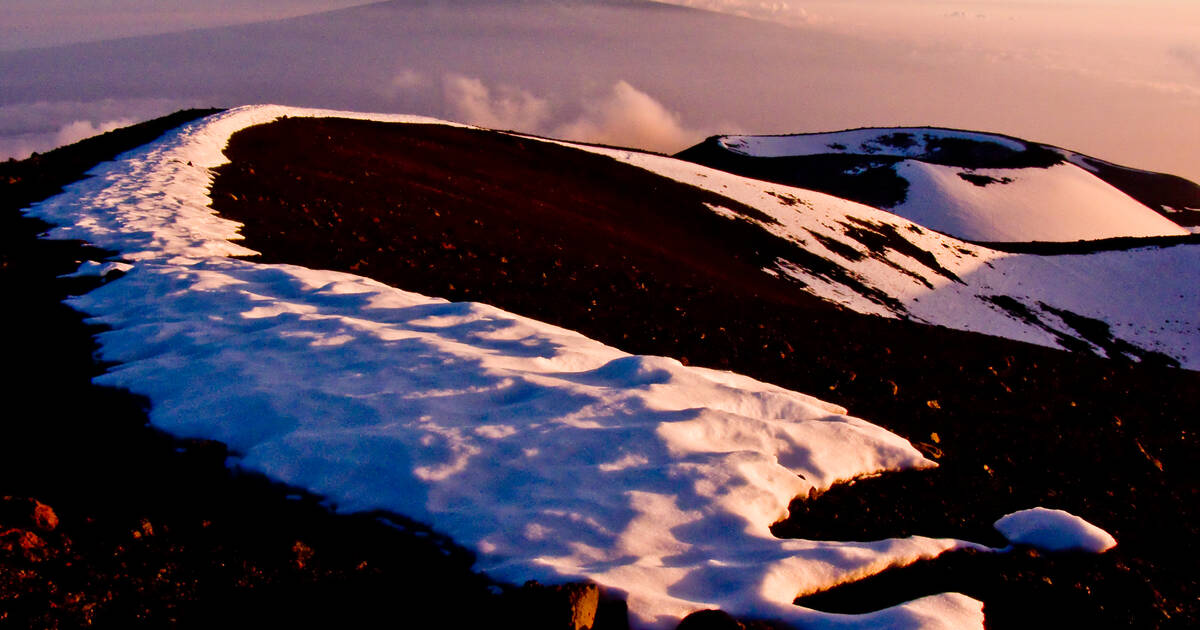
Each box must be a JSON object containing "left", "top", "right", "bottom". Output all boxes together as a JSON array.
[
  {"left": 512, "top": 581, "right": 604, "bottom": 630},
  {"left": 677, "top": 609, "right": 743, "bottom": 630}
]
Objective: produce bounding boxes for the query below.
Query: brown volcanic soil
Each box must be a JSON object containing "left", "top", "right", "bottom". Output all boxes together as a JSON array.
[{"left": 206, "top": 117, "right": 1198, "bottom": 628}]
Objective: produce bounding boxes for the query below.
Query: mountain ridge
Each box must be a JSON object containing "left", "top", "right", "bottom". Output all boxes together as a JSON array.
[
  {"left": 676, "top": 127, "right": 1200, "bottom": 241},
  {"left": 4, "top": 108, "right": 1197, "bottom": 629}
]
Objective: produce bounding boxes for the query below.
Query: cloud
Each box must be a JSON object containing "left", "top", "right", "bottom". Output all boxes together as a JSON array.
[
  {"left": 945, "top": 11, "right": 987, "bottom": 20},
  {"left": 54, "top": 118, "right": 135, "bottom": 146},
  {"left": 377, "top": 68, "right": 432, "bottom": 101},
  {"left": 391, "top": 69, "right": 428, "bottom": 91},
  {"left": 1, "top": 118, "right": 135, "bottom": 161},
  {"left": 442, "top": 75, "right": 550, "bottom": 132},
  {"left": 0, "top": 98, "right": 189, "bottom": 160},
  {"left": 376, "top": 68, "right": 430, "bottom": 100},
  {"left": 440, "top": 76, "right": 702, "bottom": 154},
  {"left": 555, "top": 81, "right": 698, "bottom": 153}
]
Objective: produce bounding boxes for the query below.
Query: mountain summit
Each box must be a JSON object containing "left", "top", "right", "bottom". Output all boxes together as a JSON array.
[{"left": 677, "top": 127, "right": 1200, "bottom": 243}]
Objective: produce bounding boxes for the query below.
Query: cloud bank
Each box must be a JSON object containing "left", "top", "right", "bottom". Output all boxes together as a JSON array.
[
  {"left": 0, "top": 98, "right": 191, "bottom": 161},
  {"left": 443, "top": 76, "right": 701, "bottom": 154},
  {"left": 443, "top": 75, "right": 551, "bottom": 133},
  {"left": 55, "top": 119, "right": 137, "bottom": 146},
  {"left": 554, "top": 81, "right": 696, "bottom": 152}
]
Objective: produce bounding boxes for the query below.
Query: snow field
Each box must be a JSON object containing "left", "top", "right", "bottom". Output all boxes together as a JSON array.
[
  {"left": 887, "top": 160, "right": 1187, "bottom": 243},
  {"left": 716, "top": 128, "right": 1188, "bottom": 243},
  {"left": 24, "top": 106, "right": 1122, "bottom": 629},
  {"left": 574, "top": 141, "right": 1200, "bottom": 369}
]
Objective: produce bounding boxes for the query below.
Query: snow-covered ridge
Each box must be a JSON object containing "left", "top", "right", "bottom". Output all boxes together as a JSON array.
[
  {"left": 22, "top": 106, "right": 1123, "bottom": 629},
  {"left": 594, "top": 139, "right": 1200, "bottom": 369},
  {"left": 26, "top": 105, "right": 466, "bottom": 262},
  {"left": 698, "top": 127, "right": 1191, "bottom": 243}
]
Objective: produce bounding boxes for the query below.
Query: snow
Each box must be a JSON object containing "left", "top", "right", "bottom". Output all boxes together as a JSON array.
[
  {"left": 25, "top": 105, "right": 465, "bottom": 263},
  {"left": 716, "top": 128, "right": 1188, "bottom": 243},
  {"left": 22, "top": 105, "right": 1123, "bottom": 629},
  {"left": 994, "top": 508, "right": 1117, "bottom": 553},
  {"left": 61, "top": 260, "right": 132, "bottom": 278},
  {"left": 886, "top": 160, "right": 1186, "bottom": 242},
  {"left": 570, "top": 141, "right": 1200, "bottom": 369}
]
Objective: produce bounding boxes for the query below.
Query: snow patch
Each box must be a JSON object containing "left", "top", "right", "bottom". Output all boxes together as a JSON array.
[
  {"left": 887, "top": 160, "right": 1187, "bottom": 242},
  {"left": 994, "top": 508, "right": 1117, "bottom": 553}
]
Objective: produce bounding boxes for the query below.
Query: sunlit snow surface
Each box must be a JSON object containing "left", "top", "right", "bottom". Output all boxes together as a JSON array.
[
  {"left": 717, "top": 130, "right": 1189, "bottom": 243},
  {"left": 24, "top": 106, "right": 1125, "bottom": 629},
  {"left": 579, "top": 143, "right": 1200, "bottom": 369},
  {"left": 994, "top": 508, "right": 1117, "bottom": 554}
]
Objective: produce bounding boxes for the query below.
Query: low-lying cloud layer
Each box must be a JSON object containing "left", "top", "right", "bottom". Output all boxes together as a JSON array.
[
  {"left": 54, "top": 119, "right": 137, "bottom": 146},
  {"left": 0, "top": 98, "right": 193, "bottom": 161},
  {"left": 443, "top": 76, "right": 551, "bottom": 135},
  {"left": 444, "top": 76, "right": 700, "bottom": 153},
  {"left": 555, "top": 81, "right": 696, "bottom": 152}
]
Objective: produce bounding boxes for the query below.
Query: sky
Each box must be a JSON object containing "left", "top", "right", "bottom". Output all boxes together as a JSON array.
[{"left": 1, "top": 0, "right": 1197, "bottom": 181}]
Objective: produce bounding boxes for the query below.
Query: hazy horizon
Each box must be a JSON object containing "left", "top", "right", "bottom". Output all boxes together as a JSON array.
[{"left": 2, "top": 0, "right": 1197, "bottom": 182}]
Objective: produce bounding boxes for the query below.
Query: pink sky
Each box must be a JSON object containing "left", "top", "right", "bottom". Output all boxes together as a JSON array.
[{"left": 1, "top": 1, "right": 1196, "bottom": 181}]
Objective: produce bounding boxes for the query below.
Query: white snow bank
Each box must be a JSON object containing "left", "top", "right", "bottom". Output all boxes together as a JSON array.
[
  {"left": 717, "top": 128, "right": 1188, "bottom": 243},
  {"left": 73, "top": 256, "right": 982, "bottom": 628},
  {"left": 994, "top": 508, "right": 1117, "bottom": 553},
  {"left": 886, "top": 160, "right": 1186, "bottom": 242},
  {"left": 25, "top": 105, "right": 985, "bottom": 629}
]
